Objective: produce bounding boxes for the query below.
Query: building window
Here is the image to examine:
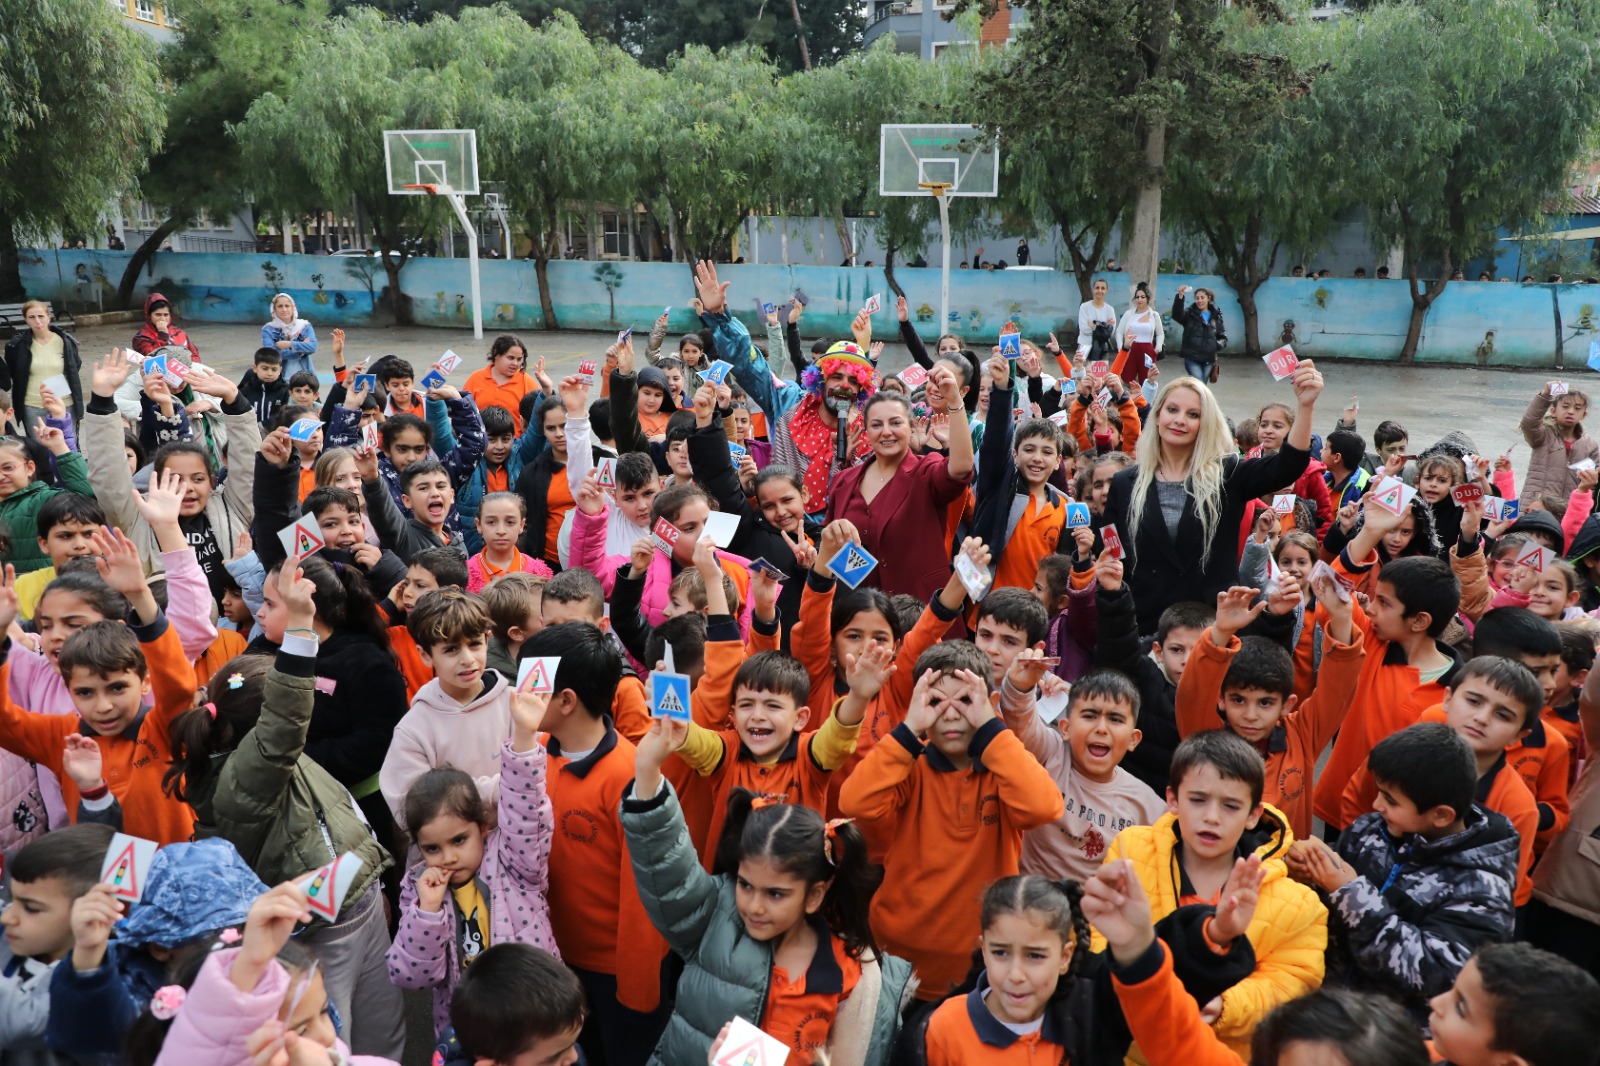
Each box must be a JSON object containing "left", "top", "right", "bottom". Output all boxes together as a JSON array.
[
  {"left": 601, "top": 211, "right": 629, "bottom": 258},
  {"left": 133, "top": 0, "right": 156, "bottom": 20},
  {"left": 931, "top": 41, "right": 976, "bottom": 60}
]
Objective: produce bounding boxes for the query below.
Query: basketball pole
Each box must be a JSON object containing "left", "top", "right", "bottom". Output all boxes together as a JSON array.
[
  {"left": 921, "top": 181, "right": 953, "bottom": 340},
  {"left": 442, "top": 191, "right": 484, "bottom": 340}
]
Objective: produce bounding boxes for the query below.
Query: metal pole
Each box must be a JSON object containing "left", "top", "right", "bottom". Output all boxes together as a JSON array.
[
  {"left": 446, "top": 194, "right": 483, "bottom": 340},
  {"left": 938, "top": 191, "right": 952, "bottom": 337}
]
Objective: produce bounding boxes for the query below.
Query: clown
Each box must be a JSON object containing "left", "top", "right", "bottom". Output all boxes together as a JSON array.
[{"left": 771, "top": 340, "right": 877, "bottom": 518}]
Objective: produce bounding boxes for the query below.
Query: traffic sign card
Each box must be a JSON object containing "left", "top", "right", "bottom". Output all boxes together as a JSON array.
[
  {"left": 999, "top": 333, "right": 1021, "bottom": 360},
  {"left": 650, "top": 670, "right": 691, "bottom": 722},
  {"left": 1484, "top": 496, "right": 1520, "bottom": 522},
  {"left": 434, "top": 350, "right": 462, "bottom": 374},
  {"left": 954, "top": 553, "right": 992, "bottom": 601},
  {"left": 1452, "top": 483, "right": 1484, "bottom": 505},
  {"left": 1263, "top": 345, "right": 1299, "bottom": 381},
  {"left": 288, "top": 418, "right": 323, "bottom": 442},
  {"left": 702, "top": 361, "right": 734, "bottom": 387},
  {"left": 596, "top": 456, "right": 617, "bottom": 490},
  {"left": 898, "top": 365, "right": 929, "bottom": 388},
  {"left": 1516, "top": 542, "right": 1553, "bottom": 572},
  {"left": 517, "top": 656, "right": 560, "bottom": 696},
  {"left": 360, "top": 421, "right": 381, "bottom": 454},
  {"left": 827, "top": 542, "right": 879, "bottom": 589},
  {"left": 278, "top": 514, "right": 327, "bottom": 560},
  {"left": 1101, "top": 524, "right": 1125, "bottom": 560},
  {"left": 294, "top": 852, "right": 364, "bottom": 922},
  {"left": 1272, "top": 493, "right": 1296, "bottom": 515},
  {"left": 711, "top": 1018, "right": 790, "bottom": 1066},
  {"left": 101, "top": 833, "right": 158, "bottom": 904},
  {"left": 652, "top": 517, "right": 682, "bottom": 556},
  {"left": 1065, "top": 502, "right": 1091, "bottom": 529},
  {"left": 1367, "top": 475, "right": 1416, "bottom": 517},
  {"left": 862, "top": 293, "right": 882, "bottom": 315},
  {"left": 748, "top": 557, "right": 785, "bottom": 579},
  {"left": 353, "top": 373, "right": 377, "bottom": 394},
  {"left": 420, "top": 368, "right": 448, "bottom": 391}
]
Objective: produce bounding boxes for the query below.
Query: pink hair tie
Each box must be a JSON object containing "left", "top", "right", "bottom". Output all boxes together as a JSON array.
[
  {"left": 203, "top": 702, "right": 217, "bottom": 720},
  {"left": 150, "top": 985, "right": 186, "bottom": 1020}
]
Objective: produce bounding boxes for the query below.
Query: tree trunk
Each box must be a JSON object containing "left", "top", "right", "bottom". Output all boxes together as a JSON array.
[
  {"left": 1213, "top": 218, "right": 1277, "bottom": 358},
  {"left": 0, "top": 205, "right": 25, "bottom": 303},
  {"left": 117, "top": 215, "right": 185, "bottom": 308},
  {"left": 834, "top": 215, "right": 854, "bottom": 266},
  {"left": 1236, "top": 283, "right": 1264, "bottom": 359},
  {"left": 787, "top": 0, "right": 811, "bottom": 70},
  {"left": 1126, "top": 117, "right": 1166, "bottom": 302},
  {"left": 884, "top": 240, "right": 903, "bottom": 300},
  {"left": 1055, "top": 213, "right": 1110, "bottom": 303},
  {"left": 1400, "top": 267, "right": 1448, "bottom": 364},
  {"left": 535, "top": 257, "right": 558, "bottom": 330}
]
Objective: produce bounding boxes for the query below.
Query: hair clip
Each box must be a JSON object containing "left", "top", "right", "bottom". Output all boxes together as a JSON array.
[
  {"left": 150, "top": 985, "right": 186, "bottom": 1020},
  {"left": 823, "top": 817, "right": 854, "bottom": 868},
  {"left": 749, "top": 794, "right": 788, "bottom": 811},
  {"left": 227, "top": 673, "right": 244, "bottom": 690},
  {"left": 217, "top": 928, "right": 241, "bottom": 945}
]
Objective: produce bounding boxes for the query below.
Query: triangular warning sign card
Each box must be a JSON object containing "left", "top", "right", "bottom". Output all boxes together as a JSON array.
[
  {"left": 294, "top": 852, "right": 364, "bottom": 922},
  {"left": 827, "top": 542, "right": 879, "bottom": 589},
  {"left": 1367, "top": 475, "right": 1416, "bottom": 517},
  {"left": 1515, "top": 542, "right": 1553, "bottom": 572},
  {"left": 278, "top": 514, "right": 326, "bottom": 560},
  {"left": 711, "top": 1018, "right": 791, "bottom": 1066},
  {"left": 100, "top": 833, "right": 159, "bottom": 904},
  {"left": 517, "top": 656, "right": 559, "bottom": 695}
]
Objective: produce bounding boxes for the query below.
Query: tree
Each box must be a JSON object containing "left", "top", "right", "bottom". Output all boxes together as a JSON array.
[
  {"left": 115, "top": 0, "right": 332, "bottom": 308},
  {"left": 593, "top": 261, "right": 624, "bottom": 322},
  {"left": 1319, "top": 0, "right": 1600, "bottom": 362},
  {"left": 1163, "top": 16, "right": 1339, "bottom": 356},
  {"left": 954, "top": 0, "right": 1301, "bottom": 302},
  {"left": 632, "top": 0, "right": 860, "bottom": 74},
  {"left": 231, "top": 8, "right": 473, "bottom": 324},
  {"left": 0, "top": 0, "right": 163, "bottom": 300}
]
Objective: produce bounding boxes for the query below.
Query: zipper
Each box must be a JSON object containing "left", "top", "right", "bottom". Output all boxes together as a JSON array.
[{"left": 313, "top": 805, "right": 336, "bottom": 862}]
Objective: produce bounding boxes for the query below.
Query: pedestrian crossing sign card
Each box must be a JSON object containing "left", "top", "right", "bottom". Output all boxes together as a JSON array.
[
  {"left": 760, "top": 301, "right": 776, "bottom": 318},
  {"left": 278, "top": 514, "right": 327, "bottom": 560},
  {"left": 142, "top": 354, "right": 168, "bottom": 379},
  {"left": 353, "top": 373, "right": 377, "bottom": 393},
  {"left": 288, "top": 418, "right": 323, "bottom": 442},
  {"left": 434, "top": 350, "right": 462, "bottom": 374},
  {"left": 1061, "top": 377, "right": 1078, "bottom": 395},
  {"left": 999, "top": 333, "right": 1021, "bottom": 359},
  {"left": 650, "top": 670, "right": 691, "bottom": 722},
  {"left": 749, "top": 557, "right": 785, "bottom": 579},
  {"left": 420, "top": 368, "right": 448, "bottom": 391},
  {"left": 517, "top": 657, "right": 560, "bottom": 696},
  {"left": 1368, "top": 475, "right": 1416, "bottom": 517},
  {"left": 1066, "top": 502, "right": 1091, "bottom": 529},
  {"left": 652, "top": 517, "right": 682, "bottom": 555},
  {"left": 711, "top": 1018, "right": 790, "bottom": 1066},
  {"left": 729, "top": 441, "right": 747, "bottom": 462},
  {"left": 101, "top": 833, "right": 158, "bottom": 904},
  {"left": 294, "top": 852, "right": 364, "bottom": 922},
  {"left": 1484, "top": 496, "right": 1519, "bottom": 522},
  {"left": 898, "top": 365, "right": 929, "bottom": 388},
  {"left": 827, "top": 542, "right": 879, "bottom": 589},
  {"left": 596, "top": 457, "right": 617, "bottom": 490},
  {"left": 702, "top": 361, "right": 734, "bottom": 387}
]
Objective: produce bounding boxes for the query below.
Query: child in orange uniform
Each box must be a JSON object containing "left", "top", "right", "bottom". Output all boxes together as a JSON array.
[{"left": 839, "top": 641, "right": 1064, "bottom": 1003}]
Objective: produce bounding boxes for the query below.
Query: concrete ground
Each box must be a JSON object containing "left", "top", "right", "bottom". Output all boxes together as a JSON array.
[{"left": 74, "top": 319, "right": 1559, "bottom": 454}]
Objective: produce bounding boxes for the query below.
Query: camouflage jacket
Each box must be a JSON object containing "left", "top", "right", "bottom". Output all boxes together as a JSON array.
[{"left": 1327, "top": 806, "right": 1517, "bottom": 1022}]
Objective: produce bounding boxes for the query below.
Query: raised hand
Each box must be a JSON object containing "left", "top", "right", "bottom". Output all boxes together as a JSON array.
[
  {"left": 692, "top": 530, "right": 721, "bottom": 580},
  {"left": 851, "top": 309, "right": 872, "bottom": 350},
  {"left": 693, "top": 260, "right": 729, "bottom": 315},
  {"left": 927, "top": 364, "right": 959, "bottom": 411},
  {"left": 692, "top": 383, "right": 717, "bottom": 427},
  {"left": 416, "top": 866, "right": 451, "bottom": 914},
  {"left": 61, "top": 734, "right": 105, "bottom": 791},
  {"left": 91, "top": 351, "right": 132, "bottom": 398},
  {"left": 510, "top": 690, "right": 551, "bottom": 750},
  {"left": 788, "top": 299, "right": 803, "bottom": 325},
  {"left": 532, "top": 354, "right": 554, "bottom": 393},
  {"left": 780, "top": 528, "right": 816, "bottom": 570},
  {"left": 70, "top": 884, "right": 124, "bottom": 972},
  {"left": 1081, "top": 859, "right": 1156, "bottom": 965},
  {"left": 185, "top": 364, "right": 239, "bottom": 402},
  {"left": 32, "top": 418, "right": 67, "bottom": 456},
  {"left": 844, "top": 642, "right": 897, "bottom": 700},
  {"left": 902, "top": 669, "right": 943, "bottom": 738},
  {"left": 559, "top": 374, "right": 589, "bottom": 416},
  {"left": 987, "top": 354, "right": 1009, "bottom": 388},
  {"left": 132, "top": 469, "right": 186, "bottom": 531},
  {"left": 0, "top": 564, "right": 18, "bottom": 636},
  {"left": 1209, "top": 855, "right": 1264, "bottom": 945},
  {"left": 260, "top": 427, "right": 295, "bottom": 467},
  {"left": 235, "top": 882, "right": 314, "bottom": 991},
  {"left": 342, "top": 375, "right": 370, "bottom": 411},
  {"left": 1006, "top": 645, "right": 1053, "bottom": 694},
  {"left": 869, "top": 340, "right": 886, "bottom": 364},
  {"left": 277, "top": 559, "right": 317, "bottom": 631},
  {"left": 635, "top": 715, "right": 689, "bottom": 800},
  {"left": 814, "top": 520, "right": 860, "bottom": 574},
  {"left": 1290, "top": 358, "right": 1324, "bottom": 409},
  {"left": 749, "top": 563, "right": 780, "bottom": 619},
  {"left": 354, "top": 442, "right": 380, "bottom": 482},
  {"left": 896, "top": 295, "right": 909, "bottom": 323},
  {"left": 629, "top": 537, "right": 655, "bottom": 579},
  {"left": 231, "top": 531, "right": 254, "bottom": 561},
  {"left": 1095, "top": 547, "right": 1124, "bottom": 592},
  {"left": 575, "top": 468, "right": 606, "bottom": 517},
  {"left": 37, "top": 385, "right": 66, "bottom": 421},
  {"left": 1213, "top": 586, "right": 1266, "bottom": 640},
  {"left": 1046, "top": 332, "right": 1061, "bottom": 355},
  {"left": 615, "top": 337, "right": 636, "bottom": 377},
  {"left": 330, "top": 328, "right": 346, "bottom": 361},
  {"left": 1264, "top": 572, "right": 1303, "bottom": 617},
  {"left": 91, "top": 528, "right": 149, "bottom": 603}
]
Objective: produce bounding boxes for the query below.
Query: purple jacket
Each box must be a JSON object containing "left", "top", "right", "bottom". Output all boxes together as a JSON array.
[
  {"left": 1047, "top": 581, "right": 1099, "bottom": 684},
  {"left": 386, "top": 739, "right": 558, "bottom": 1037},
  {"left": 152, "top": 948, "right": 394, "bottom": 1066}
]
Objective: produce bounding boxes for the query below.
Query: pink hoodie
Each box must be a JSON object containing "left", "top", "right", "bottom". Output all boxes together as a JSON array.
[
  {"left": 152, "top": 947, "right": 394, "bottom": 1066},
  {"left": 569, "top": 500, "right": 757, "bottom": 638},
  {"left": 386, "top": 738, "right": 558, "bottom": 1036},
  {"left": 378, "top": 671, "right": 513, "bottom": 828}
]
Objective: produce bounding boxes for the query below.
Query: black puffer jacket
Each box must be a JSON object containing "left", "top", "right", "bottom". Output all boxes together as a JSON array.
[
  {"left": 2, "top": 325, "right": 85, "bottom": 423},
  {"left": 1171, "top": 293, "right": 1227, "bottom": 365}
]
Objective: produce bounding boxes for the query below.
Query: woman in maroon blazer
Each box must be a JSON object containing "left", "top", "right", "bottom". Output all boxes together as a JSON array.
[{"left": 827, "top": 363, "right": 975, "bottom": 600}]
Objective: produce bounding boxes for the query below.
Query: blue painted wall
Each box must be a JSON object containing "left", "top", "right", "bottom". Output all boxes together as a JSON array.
[{"left": 21, "top": 248, "right": 1596, "bottom": 368}]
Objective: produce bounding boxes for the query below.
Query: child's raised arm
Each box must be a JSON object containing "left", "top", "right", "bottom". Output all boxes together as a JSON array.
[
  {"left": 499, "top": 691, "right": 554, "bottom": 895},
  {"left": 135, "top": 469, "right": 219, "bottom": 661},
  {"left": 1521, "top": 384, "right": 1556, "bottom": 447}
]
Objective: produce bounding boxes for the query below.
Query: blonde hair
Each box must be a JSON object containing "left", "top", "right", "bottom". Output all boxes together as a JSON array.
[
  {"left": 314, "top": 448, "right": 356, "bottom": 488},
  {"left": 20, "top": 300, "right": 49, "bottom": 319},
  {"left": 1127, "top": 379, "right": 1233, "bottom": 551}
]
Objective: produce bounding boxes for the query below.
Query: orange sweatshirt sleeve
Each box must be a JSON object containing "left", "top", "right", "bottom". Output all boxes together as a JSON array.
[
  {"left": 1532, "top": 735, "right": 1572, "bottom": 850},
  {"left": 612, "top": 676, "right": 652, "bottom": 744},
  {"left": 1292, "top": 627, "right": 1366, "bottom": 757},
  {"left": 745, "top": 620, "right": 780, "bottom": 656},
  {"left": 0, "top": 661, "right": 73, "bottom": 776},
  {"left": 140, "top": 617, "right": 200, "bottom": 746},
  {"left": 692, "top": 619, "right": 745, "bottom": 731},
  {"left": 793, "top": 574, "right": 838, "bottom": 716},
  {"left": 1066, "top": 397, "right": 1092, "bottom": 452},
  {"left": 977, "top": 720, "right": 1067, "bottom": 831},
  {"left": 873, "top": 602, "right": 958, "bottom": 743},
  {"left": 1112, "top": 943, "right": 1247, "bottom": 1066},
  {"left": 837, "top": 726, "right": 919, "bottom": 822},
  {"left": 1118, "top": 396, "right": 1142, "bottom": 456},
  {"left": 1177, "top": 627, "right": 1236, "bottom": 738}
]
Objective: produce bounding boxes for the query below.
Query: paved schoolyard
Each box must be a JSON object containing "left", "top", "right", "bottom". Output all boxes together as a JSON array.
[{"left": 73, "top": 318, "right": 1562, "bottom": 455}]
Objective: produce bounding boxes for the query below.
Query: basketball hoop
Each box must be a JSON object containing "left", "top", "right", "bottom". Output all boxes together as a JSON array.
[
  {"left": 918, "top": 181, "right": 954, "bottom": 198},
  {"left": 403, "top": 183, "right": 440, "bottom": 196},
  {"left": 384, "top": 129, "right": 484, "bottom": 338}
]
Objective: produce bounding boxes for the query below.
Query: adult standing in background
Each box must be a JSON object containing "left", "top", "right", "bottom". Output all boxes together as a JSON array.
[
  {"left": 1116, "top": 284, "right": 1165, "bottom": 388},
  {"left": 262, "top": 293, "right": 318, "bottom": 379},
  {"left": 1, "top": 300, "right": 84, "bottom": 432},
  {"left": 1076, "top": 278, "right": 1118, "bottom": 359},
  {"left": 1017, "top": 237, "right": 1031, "bottom": 266},
  {"left": 1171, "top": 284, "right": 1227, "bottom": 382}
]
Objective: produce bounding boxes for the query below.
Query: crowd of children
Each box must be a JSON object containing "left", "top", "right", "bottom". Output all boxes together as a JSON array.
[{"left": 0, "top": 272, "right": 1596, "bottom": 1066}]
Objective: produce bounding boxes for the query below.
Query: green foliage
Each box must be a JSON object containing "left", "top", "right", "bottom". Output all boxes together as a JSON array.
[{"left": 0, "top": 0, "right": 163, "bottom": 295}]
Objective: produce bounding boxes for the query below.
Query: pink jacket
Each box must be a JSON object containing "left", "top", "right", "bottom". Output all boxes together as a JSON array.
[
  {"left": 570, "top": 501, "right": 757, "bottom": 638},
  {"left": 378, "top": 672, "right": 513, "bottom": 827},
  {"left": 3, "top": 546, "right": 216, "bottom": 831},
  {"left": 152, "top": 948, "right": 394, "bottom": 1066},
  {"left": 386, "top": 738, "right": 558, "bottom": 1037}
]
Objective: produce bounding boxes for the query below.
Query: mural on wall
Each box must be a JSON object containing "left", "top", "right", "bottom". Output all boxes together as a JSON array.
[{"left": 12, "top": 248, "right": 1591, "bottom": 368}]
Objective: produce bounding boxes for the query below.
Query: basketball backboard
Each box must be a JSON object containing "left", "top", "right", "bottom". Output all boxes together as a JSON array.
[
  {"left": 879, "top": 124, "right": 998, "bottom": 198},
  {"left": 384, "top": 130, "right": 479, "bottom": 196}
]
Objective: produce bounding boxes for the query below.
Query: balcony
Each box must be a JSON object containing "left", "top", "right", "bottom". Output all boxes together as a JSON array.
[{"left": 863, "top": 2, "right": 927, "bottom": 53}]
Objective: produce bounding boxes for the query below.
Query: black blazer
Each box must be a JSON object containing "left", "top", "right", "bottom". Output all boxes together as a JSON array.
[{"left": 1100, "top": 443, "right": 1311, "bottom": 636}]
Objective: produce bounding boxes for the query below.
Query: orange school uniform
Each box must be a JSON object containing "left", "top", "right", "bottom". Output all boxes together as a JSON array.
[
  {"left": 463, "top": 366, "right": 537, "bottom": 435},
  {"left": 0, "top": 616, "right": 196, "bottom": 844},
  {"left": 1177, "top": 625, "right": 1366, "bottom": 841},
  {"left": 923, "top": 977, "right": 1069, "bottom": 1066},
  {"left": 839, "top": 720, "right": 1065, "bottom": 1001},
  {"left": 544, "top": 721, "right": 669, "bottom": 1012},
  {"left": 388, "top": 624, "right": 433, "bottom": 703},
  {"left": 991, "top": 493, "right": 1067, "bottom": 593},
  {"left": 1342, "top": 706, "right": 1540, "bottom": 906},
  {"left": 1507, "top": 715, "right": 1571, "bottom": 850},
  {"left": 760, "top": 924, "right": 861, "bottom": 1066}
]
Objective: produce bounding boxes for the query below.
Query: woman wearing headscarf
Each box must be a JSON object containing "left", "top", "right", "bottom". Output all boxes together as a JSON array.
[{"left": 262, "top": 293, "right": 318, "bottom": 378}]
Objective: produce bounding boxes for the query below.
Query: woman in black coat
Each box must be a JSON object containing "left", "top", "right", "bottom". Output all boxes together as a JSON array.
[
  {"left": 1, "top": 301, "right": 85, "bottom": 430},
  {"left": 1171, "top": 285, "right": 1227, "bottom": 381},
  {"left": 1099, "top": 364, "right": 1325, "bottom": 637}
]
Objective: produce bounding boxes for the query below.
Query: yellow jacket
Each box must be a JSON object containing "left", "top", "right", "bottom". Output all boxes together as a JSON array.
[{"left": 1091, "top": 804, "right": 1327, "bottom": 1062}]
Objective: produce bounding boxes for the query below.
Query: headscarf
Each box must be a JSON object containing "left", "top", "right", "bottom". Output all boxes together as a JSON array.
[{"left": 266, "top": 293, "right": 310, "bottom": 339}]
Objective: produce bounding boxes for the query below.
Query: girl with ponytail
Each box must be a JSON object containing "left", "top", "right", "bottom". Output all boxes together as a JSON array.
[
  {"left": 623, "top": 716, "right": 914, "bottom": 1066},
  {"left": 164, "top": 561, "right": 401, "bottom": 1060},
  {"left": 252, "top": 552, "right": 407, "bottom": 844}
]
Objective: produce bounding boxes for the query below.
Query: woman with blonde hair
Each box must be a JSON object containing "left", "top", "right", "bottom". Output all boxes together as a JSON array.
[
  {"left": 1101, "top": 365, "right": 1325, "bottom": 635},
  {"left": 1, "top": 300, "right": 83, "bottom": 431}
]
